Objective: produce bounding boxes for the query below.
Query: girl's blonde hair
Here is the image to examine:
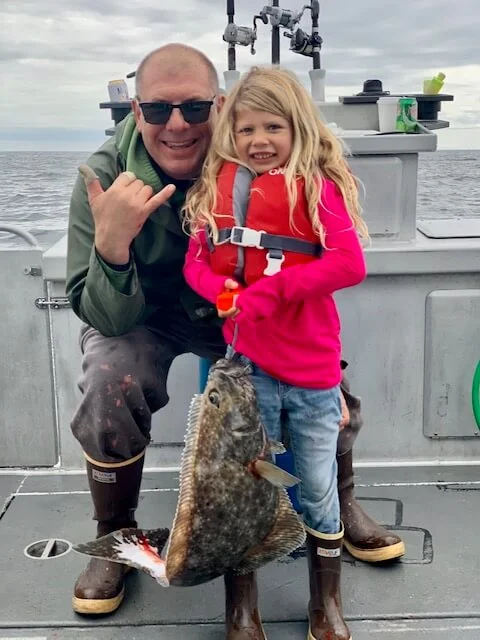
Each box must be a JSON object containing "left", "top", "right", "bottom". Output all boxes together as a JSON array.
[{"left": 183, "top": 65, "right": 368, "bottom": 244}]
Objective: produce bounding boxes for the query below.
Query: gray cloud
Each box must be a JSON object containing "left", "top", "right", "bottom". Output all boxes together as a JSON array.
[{"left": 1, "top": 0, "right": 479, "bottom": 141}]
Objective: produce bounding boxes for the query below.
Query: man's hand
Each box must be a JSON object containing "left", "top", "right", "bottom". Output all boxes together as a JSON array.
[
  {"left": 78, "top": 165, "right": 176, "bottom": 265},
  {"left": 339, "top": 391, "right": 350, "bottom": 430}
]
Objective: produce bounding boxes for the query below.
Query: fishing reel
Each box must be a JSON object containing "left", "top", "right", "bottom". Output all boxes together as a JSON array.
[
  {"left": 223, "top": 1, "right": 323, "bottom": 65},
  {"left": 223, "top": 24, "right": 257, "bottom": 54},
  {"left": 258, "top": 3, "right": 323, "bottom": 59},
  {"left": 286, "top": 28, "right": 323, "bottom": 57},
  {"left": 260, "top": 5, "right": 305, "bottom": 31},
  {"left": 258, "top": 4, "right": 304, "bottom": 30},
  {"left": 224, "top": 8, "right": 274, "bottom": 56}
]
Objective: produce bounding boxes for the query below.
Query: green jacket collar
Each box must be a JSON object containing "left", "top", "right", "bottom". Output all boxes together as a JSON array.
[
  {"left": 116, "top": 113, "right": 164, "bottom": 193},
  {"left": 115, "top": 113, "right": 188, "bottom": 235}
]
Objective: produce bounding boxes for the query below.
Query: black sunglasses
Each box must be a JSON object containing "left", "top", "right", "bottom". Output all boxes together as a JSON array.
[{"left": 139, "top": 98, "right": 215, "bottom": 125}]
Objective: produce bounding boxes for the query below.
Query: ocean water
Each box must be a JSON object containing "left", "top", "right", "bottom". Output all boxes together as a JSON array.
[{"left": 0, "top": 149, "right": 479, "bottom": 249}]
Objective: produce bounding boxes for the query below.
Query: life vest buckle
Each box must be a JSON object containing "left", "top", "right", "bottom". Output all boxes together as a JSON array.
[
  {"left": 230, "top": 226, "right": 266, "bottom": 249},
  {"left": 264, "top": 251, "right": 286, "bottom": 276}
]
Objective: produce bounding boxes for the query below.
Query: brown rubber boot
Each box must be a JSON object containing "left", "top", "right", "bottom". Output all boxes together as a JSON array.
[
  {"left": 224, "top": 570, "right": 266, "bottom": 640},
  {"left": 306, "top": 526, "right": 351, "bottom": 640},
  {"left": 72, "top": 450, "right": 145, "bottom": 615},
  {"left": 339, "top": 372, "right": 405, "bottom": 563},
  {"left": 338, "top": 449, "right": 405, "bottom": 562}
]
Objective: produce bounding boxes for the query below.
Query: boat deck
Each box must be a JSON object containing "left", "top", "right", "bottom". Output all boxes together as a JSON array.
[{"left": 1, "top": 466, "right": 479, "bottom": 639}]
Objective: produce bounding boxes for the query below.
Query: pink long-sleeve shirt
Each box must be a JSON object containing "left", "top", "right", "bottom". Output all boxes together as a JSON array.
[{"left": 183, "top": 179, "right": 367, "bottom": 389}]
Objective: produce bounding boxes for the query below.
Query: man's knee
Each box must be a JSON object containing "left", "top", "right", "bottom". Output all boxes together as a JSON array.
[
  {"left": 72, "top": 327, "right": 174, "bottom": 461},
  {"left": 78, "top": 326, "right": 172, "bottom": 406},
  {"left": 71, "top": 366, "right": 156, "bottom": 461}
]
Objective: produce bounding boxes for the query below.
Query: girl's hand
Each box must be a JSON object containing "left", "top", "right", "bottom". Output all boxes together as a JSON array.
[
  {"left": 218, "top": 307, "right": 240, "bottom": 318},
  {"left": 224, "top": 278, "right": 239, "bottom": 291},
  {"left": 217, "top": 279, "right": 241, "bottom": 318}
]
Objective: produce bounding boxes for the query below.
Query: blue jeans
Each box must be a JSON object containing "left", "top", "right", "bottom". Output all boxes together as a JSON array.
[{"left": 231, "top": 352, "right": 341, "bottom": 534}]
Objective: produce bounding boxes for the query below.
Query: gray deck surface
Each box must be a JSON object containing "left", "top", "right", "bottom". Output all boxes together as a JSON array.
[{"left": 0, "top": 468, "right": 478, "bottom": 639}]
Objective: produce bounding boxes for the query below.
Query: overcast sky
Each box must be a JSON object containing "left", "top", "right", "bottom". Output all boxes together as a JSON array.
[{"left": 1, "top": 0, "right": 479, "bottom": 150}]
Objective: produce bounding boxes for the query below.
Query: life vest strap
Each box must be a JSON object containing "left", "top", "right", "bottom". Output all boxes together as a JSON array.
[
  {"left": 211, "top": 226, "right": 323, "bottom": 257},
  {"left": 264, "top": 249, "right": 286, "bottom": 276}
]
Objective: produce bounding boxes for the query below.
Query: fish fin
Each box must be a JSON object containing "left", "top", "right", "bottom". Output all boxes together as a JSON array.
[
  {"left": 73, "top": 527, "right": 170, "bottom": 584},
  {"left": 234, "top": 489, "right": 306, "bottom": 574},
  {"left": 186, "top": 394, "right": 203, "bottom": 439},
  {"left": 253, "top": 460, "right": 300, "bottom": 487},
  {"left": 268, "top": 439, "right": 286, "bottom": 455}
]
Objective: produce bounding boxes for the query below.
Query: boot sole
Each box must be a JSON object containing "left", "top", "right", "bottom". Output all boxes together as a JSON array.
[
  {"left": 72, "top": 586, "right": 125, "bottom": 615},
  {"left": 308, "top": 627, "right": 351, "bottom": 640},
  {"left": 343, "top": 538, "right": 405, "bottom": 563}
]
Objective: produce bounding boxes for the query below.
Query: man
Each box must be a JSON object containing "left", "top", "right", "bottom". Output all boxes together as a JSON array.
[{"left": 66, "top": 43, "right": 404, "bottom": 637}]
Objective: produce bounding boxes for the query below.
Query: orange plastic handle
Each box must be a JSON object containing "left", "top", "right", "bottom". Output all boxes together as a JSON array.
[{"left": 216, "top": 287, "right": 242, "bottom": 311}]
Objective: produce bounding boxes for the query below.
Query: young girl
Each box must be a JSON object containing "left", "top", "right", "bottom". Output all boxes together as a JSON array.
[{"left": 183, "top": 66, "right": 368, "bottom": 640}]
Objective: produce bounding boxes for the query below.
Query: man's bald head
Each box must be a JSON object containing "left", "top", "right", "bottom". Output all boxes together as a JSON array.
[{"left": 135, "top": 43, "right": 219, "bottom": 99}]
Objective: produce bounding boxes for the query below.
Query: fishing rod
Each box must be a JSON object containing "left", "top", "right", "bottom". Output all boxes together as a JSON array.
[
  {"left": 281, "top": 1, "right": 325, "bottom": 99},
  {"left": 271, "top": 0, "right": 281, "bottom": 64},
  {"left": 222, "top": 0, "right": 263, "bottom": 89},
  {"left": 311, "top": 0, "right": 321, "bottom": 70},
  {"left": 226, "top": 0, "right": 236, "bottom": 72},
  {"left": 258, "top": 1, "right": 306, "bottom": 65},
  {"left": 222, "top": 2, "right": 326, "bottom": 99}
]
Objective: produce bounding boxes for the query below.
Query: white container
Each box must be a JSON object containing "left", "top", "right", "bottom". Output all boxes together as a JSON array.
[
  {"left": 377, "top": 96, "right": 399, "bottom": 133},
  {"left": 108, "top": 79, "right": 129, "bottom": 102}
]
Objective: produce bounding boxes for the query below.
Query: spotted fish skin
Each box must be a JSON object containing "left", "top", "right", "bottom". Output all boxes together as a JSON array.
[
  {"left": 73, "top": 358, "right": 305, "bottom": 587},
  {"left": 165, "top": 357, "right": 305, "bottom": 586}
]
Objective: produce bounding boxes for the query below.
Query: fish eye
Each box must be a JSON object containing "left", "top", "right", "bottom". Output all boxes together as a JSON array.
[{"left": 208, "top": 390, "right": 221, "bottom": 408}]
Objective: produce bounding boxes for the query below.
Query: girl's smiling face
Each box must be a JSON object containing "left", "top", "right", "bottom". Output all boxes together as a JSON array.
[{"left": 234, "top": 108, "right": 293, "bottom": 174}]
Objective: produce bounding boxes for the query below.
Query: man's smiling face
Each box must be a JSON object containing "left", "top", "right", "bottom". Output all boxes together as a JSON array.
[{"left": 133, "top": 65, "right": 218, "bottom": 180}]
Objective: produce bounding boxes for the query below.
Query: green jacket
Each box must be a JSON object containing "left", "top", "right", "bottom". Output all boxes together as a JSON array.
[{"left": 66, "top": 113, "right": 218, "bottom": 336}]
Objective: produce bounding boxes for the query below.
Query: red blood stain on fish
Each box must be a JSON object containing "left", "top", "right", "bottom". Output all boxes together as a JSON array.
[{"left": 138, "top": 534, "right": 164, "bottom": 564}]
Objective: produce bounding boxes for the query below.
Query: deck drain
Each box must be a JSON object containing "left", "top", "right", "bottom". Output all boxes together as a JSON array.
[{"left": 24, "top": 538, "right": 72, "bottom": 560}]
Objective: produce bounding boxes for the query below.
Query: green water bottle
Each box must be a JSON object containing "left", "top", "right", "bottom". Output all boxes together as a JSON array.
[{"left": 423, "top": 72, "right": 445, "bottom": 95}]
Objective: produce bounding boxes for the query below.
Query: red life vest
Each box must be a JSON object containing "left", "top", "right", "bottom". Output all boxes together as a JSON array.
[{"left": 208, "top": 162, "right": 322, "bottom": 285}]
